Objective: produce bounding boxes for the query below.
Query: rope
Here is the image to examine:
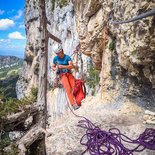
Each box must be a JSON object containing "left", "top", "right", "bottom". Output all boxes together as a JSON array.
[
  {"left": 64, "top": 98, "right": 155, "bottom": 155},
  {"left": 70, "top": 45, "right": 84, "bottom": 79},
  {"left": 77, "top": 118, "right": 155, "bottom": 155},
  {"left": 64, "top": 90, "right": 155, "bottom": 155},
  {"left": 53, "top": 50, "right": 155, "bottom": 155},
  {"left": 52, "top": 19, "right": 155, "bottom": 155},
  {"left": 70, "top": 45, "right": 80, "bottom": 57},
  {"left": 72, "top": 47, "right": 79, "bottom": 77},
  {"left": 112, "top": 8, "right": 155, "bottom": 25},
  {"left": 64, "top": 90, "right": 85, "bottom": 119}
]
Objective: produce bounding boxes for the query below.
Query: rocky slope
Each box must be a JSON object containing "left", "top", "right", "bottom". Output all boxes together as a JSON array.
[{"left": 46, "top": 93, "right": 155, "bottom": 155}]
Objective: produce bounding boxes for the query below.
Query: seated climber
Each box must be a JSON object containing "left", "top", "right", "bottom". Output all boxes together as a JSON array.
[{"left": 52, "top": 45, "right": 80, "bottom": 110}]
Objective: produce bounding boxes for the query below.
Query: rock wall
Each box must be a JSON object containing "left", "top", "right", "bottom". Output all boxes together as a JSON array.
[
  {"left": 16, "top": 0, "right": 40, "bottom": 99},
  {"left": 17, "top": 0, "right": 155, "bottom": 110},
  {"left": 14, "top": 0, "right": 155, "bottom": 154},
  {"left": 72, "top": 0, "right": 155, "bottom": 108}
]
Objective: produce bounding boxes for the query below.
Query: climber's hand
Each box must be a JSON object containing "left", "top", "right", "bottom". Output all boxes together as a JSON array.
[{"left": 58, "top": 65, "right": 64, "bottom": 69}]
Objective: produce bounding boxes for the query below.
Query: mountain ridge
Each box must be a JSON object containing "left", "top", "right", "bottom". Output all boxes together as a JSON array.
[{"left": 0, "top": 55, "right": 23, "bottom": 69}]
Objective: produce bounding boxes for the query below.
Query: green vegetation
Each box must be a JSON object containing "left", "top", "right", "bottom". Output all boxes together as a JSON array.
[
  {"left": 0, "top": 58, "right": 23, "bottom": 103},
  {"left": 0, "top": 133, "right": 10, "bottom": 150},
  {"left": 0, "top": 75, "right": 19, "bottom": 99},
  {"left": 23, "top": 77, "right": 29, "bottom": 83},
  {"left": 51, "top": 0, "right": 69, "bottom": 13},
  {"left": 51, "top": 0, "right": 55, "bottom": 12},
  {"left": 108, "top": 41, "right": 115, "bottom": 51},
  {"left": 30, "top": 87, "right": 38, "bottom": 101},
  {"left": 0, "top": 133, "right": 19, "bottom": 155},
  {"left": 4, "top": 144, "right": 19, "bottom": 155},
  {"left": 0, "top": 87, "right": 38, "bottom": 118},
  {"left": 57, "top": 0, "right": 68, "bottom": 8},
  {"left": 85, "top": 66, "right": 100, "bottom": 89},
  {"left": 0, "top": 60, "right": 22, "bottom": 79},
  {"left": 0, "top": 85, "right": 38, "bottom": 153},
  {"left": 7, "top": 69, "right": 18, "bottom": 76}
]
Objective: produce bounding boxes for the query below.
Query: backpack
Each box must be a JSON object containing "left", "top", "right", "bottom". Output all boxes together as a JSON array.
[{"left": 73, "top": 79, "right": 86, "bottom": 106}]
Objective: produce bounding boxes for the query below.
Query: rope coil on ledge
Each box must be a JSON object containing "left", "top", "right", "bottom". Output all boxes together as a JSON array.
[{"left": 77, "top": 118, "right": 155, "bottom": 155}]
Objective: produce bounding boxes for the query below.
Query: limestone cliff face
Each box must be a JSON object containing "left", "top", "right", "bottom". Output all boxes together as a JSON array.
[
  {"left": 72, "top": 0, "right": 155, "bottom": 107},
  {"left": 110, "top": 1, "right": 155, "bottom": 88},
  {"left": 17, "top": 0, "right": 155, "bottom": 108},
  {"left": 16, "top": 0, "right": 40, "bottom": 99},
  {"left": 14, "top": 0, "right": 155, "bottom": 154}
]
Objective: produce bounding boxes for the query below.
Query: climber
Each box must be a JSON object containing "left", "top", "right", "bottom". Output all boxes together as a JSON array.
[{"left": 52, "top": 45, "right": 80, "bottom": 110}]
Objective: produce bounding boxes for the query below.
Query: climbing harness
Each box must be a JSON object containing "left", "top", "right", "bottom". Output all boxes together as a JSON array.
[
  {"left": 71, "top": 45, "right": 84, "bottom": 79},
  {"left": 53, "top": 76, "right": 63, "bottom": 88},
  {"left": 52, "top": 45, "right": 86, "bottom": 107},
  {"left": 53, "top": 65, "right": 63, "bottom": 88}
]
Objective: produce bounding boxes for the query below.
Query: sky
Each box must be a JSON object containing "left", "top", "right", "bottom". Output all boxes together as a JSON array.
[{"left": 0, "top": 0, "right": 26, "bottom": 58}]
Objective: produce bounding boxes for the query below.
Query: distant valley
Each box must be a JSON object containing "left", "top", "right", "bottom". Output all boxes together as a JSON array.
[
  {"left": 0, "top": 56, "right": 23, "bottom": 99},
  {"left": 0, "top": 55, "right": 23, "bottom": 79}
]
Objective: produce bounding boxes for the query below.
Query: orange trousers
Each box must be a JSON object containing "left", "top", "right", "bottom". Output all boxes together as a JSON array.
[{"left": 60, "top": 73, "right": 75, "bottom": 106}]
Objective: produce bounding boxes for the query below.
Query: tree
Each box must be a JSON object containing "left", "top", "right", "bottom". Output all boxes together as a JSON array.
[{"left": 1, "top": 0, "right": 61, "bottom": 154}]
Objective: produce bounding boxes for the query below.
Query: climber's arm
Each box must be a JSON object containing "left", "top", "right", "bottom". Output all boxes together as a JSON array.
[
  {"left": 58, "top": 61, "right": 74, "bottom": 70},
  {"left": 52, "top": 63, "right": 57, "bottom": 71}
]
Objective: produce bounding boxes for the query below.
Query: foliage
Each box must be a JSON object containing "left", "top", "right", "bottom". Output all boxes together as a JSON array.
[
  {"left": 1, "top": 144, "right": 19, "bottom": 155},
  {"left": 0, "top": 87, "right": 38, "bottom": 118},
  {"left": 5, "top": 144, "right": 19, "bottom": 155},
  {"left": 51, "top": 0, "right": 55, "bottom": 12},
  {"left": 0, "top": 133, "right": 11, "bottom": 150},
  {"left": 85, "top": 66, "right": 100, "bottom": 89},
  {"left": 0, "top": 65, "right": 21, "bottom": 79},
  {"left": 0, "top": 59, "right": 23, "bottom": 100},
  {"left": 108, "top": 41, "right": 115, "bottom": 51},
  {"left": 30, "top": 87, "right": 38, "bottom": 101},
  {"left": 0, "top": 133, "right": 19, "bottom": 155},
  {"left": 7, "top": 70, "right": 18, "bottom": 77},
  {"left": 57, "top": 0, "right": 68, "bottom": 8},
  {"left": 0, "top": 86, "right": 38, "bottom": 153},
  {"left": 0, "top": 75, "right": 19, "bottom": 99}
]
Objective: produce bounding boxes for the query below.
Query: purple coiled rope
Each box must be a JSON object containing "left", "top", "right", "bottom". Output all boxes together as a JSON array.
[{"left": 77, "top": 118, "right": 155, "bottom": 155}]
